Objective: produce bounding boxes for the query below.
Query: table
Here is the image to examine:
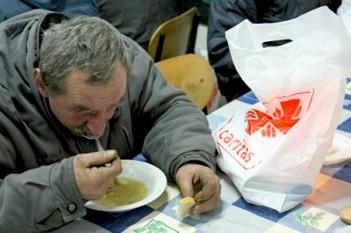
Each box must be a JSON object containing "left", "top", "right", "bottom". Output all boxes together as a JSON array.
[{"left": 54, "top": 79, "right": 351, "bottom": 233}]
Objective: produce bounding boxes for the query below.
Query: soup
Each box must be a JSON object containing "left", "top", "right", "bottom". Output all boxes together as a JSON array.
[{"left": 93, "top": 177, "right": 148, "bottom": 207}]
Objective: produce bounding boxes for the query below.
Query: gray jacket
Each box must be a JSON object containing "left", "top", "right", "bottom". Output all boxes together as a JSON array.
[
  {"left": 0, "top": 10, "right": 216, "bottom": 232},
  {"left": 95, "top": 0, "right": 179, "bottom": 50}
]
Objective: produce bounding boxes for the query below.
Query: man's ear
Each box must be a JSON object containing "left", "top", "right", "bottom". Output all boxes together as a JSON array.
[{"left": 33, "top": 68, "right": 48, "bottom": 97}]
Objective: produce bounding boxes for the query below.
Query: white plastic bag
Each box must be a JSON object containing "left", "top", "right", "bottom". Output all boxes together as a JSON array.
[
  {"left": 338, "top": 0, "right": 351, "bottom": 35},
  {"left": 215, "top": 7, "right": 351, "bottom": 213}
]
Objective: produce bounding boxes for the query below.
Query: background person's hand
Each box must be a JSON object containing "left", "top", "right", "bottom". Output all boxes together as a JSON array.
[
  {"left": 175, "top": 163, "right": 221, "bottom": 216},
  {"left": 73, "top": 149, "right": 122, "bottom": 200}
]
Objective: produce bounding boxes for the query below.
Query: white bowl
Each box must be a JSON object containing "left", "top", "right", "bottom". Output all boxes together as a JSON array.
[{"left": 85, "top": 160, "right": 167, "bottom": 212}]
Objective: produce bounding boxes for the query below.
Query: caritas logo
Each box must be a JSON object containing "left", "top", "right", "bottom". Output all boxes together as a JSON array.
[
  {"left": 246, "top": 91, "right": 314, "bottom": 137},
  {"left": 216, "top": 90, "right": 313, "bottom": 169}
]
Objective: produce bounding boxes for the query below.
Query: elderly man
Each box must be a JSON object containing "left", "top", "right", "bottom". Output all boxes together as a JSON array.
[{"left": 0, "top": 10, "right": 220, "bottom": 232}]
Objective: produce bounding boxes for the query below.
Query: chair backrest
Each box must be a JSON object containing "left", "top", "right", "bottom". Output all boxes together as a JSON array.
[
  {"left": 148, "top": 7, "right": 200, "bottom": 62},
  {"left": 156, "top": 54, "right": 214, "bottom": 110}
]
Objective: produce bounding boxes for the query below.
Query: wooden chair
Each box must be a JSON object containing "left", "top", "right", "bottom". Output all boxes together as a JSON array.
[
  {"left": 148, "top": 7, "right": 200, "bottom": 62},
  {"left": 156, "top": 54, "right": 214, "bottom": 110}
]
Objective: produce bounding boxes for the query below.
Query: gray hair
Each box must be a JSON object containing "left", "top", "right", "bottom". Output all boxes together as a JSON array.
[{"left": 39, "top": 16, "right": 129, "bottom": 95}]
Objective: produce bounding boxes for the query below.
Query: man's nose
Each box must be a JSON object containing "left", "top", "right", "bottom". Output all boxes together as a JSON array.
[{"left": 86, "top": 114, "right": 106, "bottom": 137}]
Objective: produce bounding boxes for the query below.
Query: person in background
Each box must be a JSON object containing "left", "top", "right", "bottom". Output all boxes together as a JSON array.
[
  {"left": 95, "top": 0, "right": 180, "bottom": 50},
  {"left": 0, "top": 0, "right": 180, "bottom": 52},
  {"left": 0, "top": 10, "right": 220, "bottom": 232},
  {"left": 207, "top": 0, "right": 341, "bottom": 102},
  {"left": 0, "top": 0, "right": 99, "bottom": 21}
]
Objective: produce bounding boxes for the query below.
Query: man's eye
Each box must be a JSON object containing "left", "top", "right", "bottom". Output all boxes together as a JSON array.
[
  {"left": 87, "top": 112, "right": 98, "bottom": 117},
  {"left": 75, "top": 110, "right": 94, "bottom": 116},
  {"left": 108, "top": 106, "right": 117, "bottom": 112}
]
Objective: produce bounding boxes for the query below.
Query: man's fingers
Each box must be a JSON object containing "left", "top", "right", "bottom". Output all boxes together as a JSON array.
[
  {"left": 78, "top": 150, "right": 118, "bottom": 167},
  {"left": 178, "top": 177, "right": 194, "bottom": 198},
  {"left": 176, "top": 166, "right": 195, "bottom": 197},
  {"left": 73, "top": 150, "right": 122, "bottom": 200},
  {"left": 175, "top": 163, "right": 221, "bottom": 216},
  {"left": 189, "top": 169, "right": 220, "bottom": 216},
  {"left": 192, "top": 194, "right": 220, "bottom": 216},
  {"left": 92, "top": 154, "right": 122, "bottom": 179},
  {"left": 194, "top": 176, "right": 219, "bottom": 202},
  {"left": 102, "top": 156, "right": 122, "bottom": 176},
  {"left": 191, "top": 178, "right": 220, "bottom": 215}
]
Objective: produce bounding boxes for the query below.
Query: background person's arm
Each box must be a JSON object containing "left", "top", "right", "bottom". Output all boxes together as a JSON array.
[{"left": 207, "top": 0, "right": 253, "bottom": 100}]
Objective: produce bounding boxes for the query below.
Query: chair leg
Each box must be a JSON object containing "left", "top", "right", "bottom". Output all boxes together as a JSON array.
[
  {"left": 155, "top": 34, "right": 165, "bottom": 62},
  {"left": 187, "top": 13, "right": 200, "bottom": 54},
  {"left": 202, "top": 106, "right": 208, "bottom": 115}
]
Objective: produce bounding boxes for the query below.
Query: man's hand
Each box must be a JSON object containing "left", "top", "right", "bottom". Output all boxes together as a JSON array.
[
  {"left": 73, "top": 149, "right": 122, "bottom": 200},
  {"left": 175, "top": 163, "right": 221, "bottom": 216}
]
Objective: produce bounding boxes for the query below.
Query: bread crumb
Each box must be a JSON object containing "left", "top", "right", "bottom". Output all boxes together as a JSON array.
[{"left": 176, "top": 196, "right": 196, "bottom": 217}]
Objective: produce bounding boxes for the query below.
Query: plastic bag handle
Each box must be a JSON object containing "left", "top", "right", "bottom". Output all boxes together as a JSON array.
[
  {"left": 262, "top": 39, "right": 292, "bottom": 48},
  {"left": 226, "top": 7, "right": 343, "bottom": 50}
]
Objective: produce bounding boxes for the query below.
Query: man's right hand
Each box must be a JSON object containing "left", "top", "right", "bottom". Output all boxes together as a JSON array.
[{"left": 73, "top": 149, "right": 122, "bottom": 200}]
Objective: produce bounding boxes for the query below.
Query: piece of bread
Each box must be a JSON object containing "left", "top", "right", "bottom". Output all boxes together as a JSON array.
[
  {"left": 176, "top": 196, "right": 196, "bottom": 217},
  {"left": 340, "top": 206, "right": 351, "bottom": 224}
]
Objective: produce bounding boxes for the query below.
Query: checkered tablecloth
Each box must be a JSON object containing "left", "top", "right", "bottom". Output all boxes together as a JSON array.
[{"left": 55, "top": 79, "right": 351, "bottom": 233}]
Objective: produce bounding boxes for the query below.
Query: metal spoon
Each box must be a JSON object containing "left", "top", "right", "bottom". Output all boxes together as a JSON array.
[{"left": 95, "top": 139, "right": 113, "bottom": 167}]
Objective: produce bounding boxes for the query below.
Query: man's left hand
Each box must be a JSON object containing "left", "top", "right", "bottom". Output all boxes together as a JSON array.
[{"left": 175, "top": 163, "right": 221, "bottom": 216}]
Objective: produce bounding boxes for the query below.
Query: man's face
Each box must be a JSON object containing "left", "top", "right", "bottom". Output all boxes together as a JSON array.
[{"left": 47, "top": 63, "right": 127, "bottom": 139}]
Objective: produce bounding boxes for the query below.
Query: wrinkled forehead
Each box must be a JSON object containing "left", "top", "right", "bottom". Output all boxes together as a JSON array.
[{"left": 63, "top": 64, "right": 127, "bottom": 108}]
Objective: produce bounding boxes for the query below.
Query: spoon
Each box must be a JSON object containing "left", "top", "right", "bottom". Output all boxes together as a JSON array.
[{"left": 95, "top": 139, "right": 113, "bottom": 167}]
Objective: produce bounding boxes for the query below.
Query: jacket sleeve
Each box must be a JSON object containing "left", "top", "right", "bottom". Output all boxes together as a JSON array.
[
  {"left": 0, "top": 131, "right": 85, "bottom": 232},
  {"left": 207, "top": 0, "right": 253, "bottom": 100},
  {"left": 124, "top": 38, "right": 217, "bottom": 181}
]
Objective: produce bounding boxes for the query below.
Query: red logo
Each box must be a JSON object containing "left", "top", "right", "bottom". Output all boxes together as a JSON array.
[{"left": 245, "top": 91, "right": 313, "bottom": 137}]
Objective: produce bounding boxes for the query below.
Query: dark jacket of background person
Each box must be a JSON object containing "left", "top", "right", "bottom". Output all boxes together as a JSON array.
[
  {"left": 95, "top": 0, "right": 179, "bottom": 50},
  {"left": 0, "top": 10, "right": 216, "bottom": 232},
  {"left": 207, "top": 0, "right": 341, "bottom": 101},
  {"left": 0, "top": 0, "right": 99, "bottom": 21}
]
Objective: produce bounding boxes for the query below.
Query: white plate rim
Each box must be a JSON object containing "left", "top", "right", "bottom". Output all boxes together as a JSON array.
[
  {"left": 84, "top": 159, "right": 167, "bottom": 212},
  {"left": 324, "top": 132, "right": 351, "bottom": 165}
]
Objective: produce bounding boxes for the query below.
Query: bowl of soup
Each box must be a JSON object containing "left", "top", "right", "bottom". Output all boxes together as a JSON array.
[{"left": 85, "top": 160, "right": 167, "bottom": 212}]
